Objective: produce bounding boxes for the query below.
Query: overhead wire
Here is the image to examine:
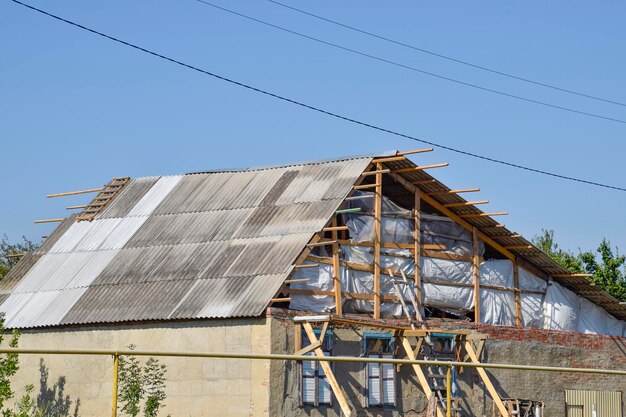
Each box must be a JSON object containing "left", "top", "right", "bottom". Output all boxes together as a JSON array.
[
  {"left": 8, "top": 0, "right": 626, "bottom": 192},
  {"left": 268, "top": 0, "right": 626, "bottom": 109},
  {"left": 190, "top": 0, "right": 626, "bottom": 125}
]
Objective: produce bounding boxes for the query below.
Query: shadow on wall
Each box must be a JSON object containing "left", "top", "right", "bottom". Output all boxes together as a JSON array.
[{"left": 36, "top": 358, "right": 80, "bottom": 417}]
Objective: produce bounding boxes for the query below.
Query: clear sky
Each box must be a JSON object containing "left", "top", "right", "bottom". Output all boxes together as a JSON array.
[{"left": 1, "top": 1, "right": 625, "bottom": 256}]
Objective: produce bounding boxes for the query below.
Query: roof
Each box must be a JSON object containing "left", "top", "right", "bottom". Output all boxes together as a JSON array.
[
  {"left": 0, "top": 156, "right": 371, "bottom": 328},
  {"left": 2, "top": 151, "right": 625, "bottom": 328}
]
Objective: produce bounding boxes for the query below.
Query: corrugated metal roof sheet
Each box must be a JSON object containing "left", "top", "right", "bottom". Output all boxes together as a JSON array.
[{"left": 1, "top": 156, "right": 372, "bottom": 328}]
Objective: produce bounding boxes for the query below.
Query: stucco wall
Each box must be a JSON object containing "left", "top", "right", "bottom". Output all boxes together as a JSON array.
[
  {"left": 10, "top": 318, "right": 271, "bottom": 417},
  {"left": 269, "top": 316, "right": 626, "bottom": 417}
]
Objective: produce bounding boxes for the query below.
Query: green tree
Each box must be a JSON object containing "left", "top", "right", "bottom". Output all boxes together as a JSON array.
[
  {"left": 118, "top": 346, "right": 143, "bottom": 417},
  {"left": 579, "top": 239, "right": 626, "bottom": 301},
  {"left": 118, "top": 347, "right": 168, "bottom": 417},
  {"left": 533, "top": 229, "right": 626, "bottom": 302},
  {"left": 0, "top": 314, "right": 21, "bottom": 415},
  {"left": 142, "top": 359, "right": 166, "bottom": 417},
  {"left": 0, "top": 236, "right": 39, "bottom": 281}
]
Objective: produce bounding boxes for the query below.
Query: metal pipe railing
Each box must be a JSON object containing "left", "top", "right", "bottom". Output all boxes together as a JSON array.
[{"left": 2, "top": 348, "right": 624, "bottom": 417}]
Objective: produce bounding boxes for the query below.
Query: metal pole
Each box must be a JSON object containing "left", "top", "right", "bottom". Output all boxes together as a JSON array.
[
  {"left": 0, "top": 348, "right": 624, "bottom": 376},
  {"left": 446, "top": 366, "right": 452, "bottom": 417},
  {"left": 111, "top": 354, "right": 119, "bottom": 417}
]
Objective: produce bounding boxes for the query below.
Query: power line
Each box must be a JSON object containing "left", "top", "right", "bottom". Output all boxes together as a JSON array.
[
  {"left": 9, "top": 0, "right": 626, "bottom": 192},
  {"left": 268, "top": 0, "right": 626, "bottom": 109},
  {"left": 191, "top": 0, "right": 626, "bottom": 125}
]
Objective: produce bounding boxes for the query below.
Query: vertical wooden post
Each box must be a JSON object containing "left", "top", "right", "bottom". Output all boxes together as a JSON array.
[
  {"left": 294, "top": 323, "right": 302, "bottom": 352},
  {"left": 111, "top": 354, "right": 119, "bottom": 417},
  {"left": 513, "top": 260, "right": 522, "bottom": 327},
  {"left": 331, "top": 219, "right": 343, "bottom": 315},
  {"left": 373, "top": 164, "right": 383, "bottom": 320},
  {"left": 413, "top": 191, "right": 423, "bottom": 321},
  {"left": 472, "top": 227, "right": 481, "bottom": 323}
]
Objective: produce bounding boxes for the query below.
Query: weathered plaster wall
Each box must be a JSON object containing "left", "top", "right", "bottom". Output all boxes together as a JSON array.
[
  {"left": 269, "top": 316, "right": 626, "bottom": 417},
  {"left": 10, "top": 318, "right": 271, "bottom": 417}
]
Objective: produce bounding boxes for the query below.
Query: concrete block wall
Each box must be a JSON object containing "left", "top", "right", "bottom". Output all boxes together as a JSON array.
[
  {"left": 9, "top": 318, "right": 272, "bottom": 417},
  {"left": 269, "top": 316, "right": 626, "bottom": 417}
]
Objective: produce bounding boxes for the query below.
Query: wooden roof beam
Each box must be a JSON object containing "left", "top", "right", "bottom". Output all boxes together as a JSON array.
[
  {"left": 47, "top": 188, "right": 104, "bottom": 198},
  {"left": 429, "top": 188, "right": 480, "bottom": 195},
  {"left": 396, "top": 148, "right": 434, "bottom": 156},
  {"left": 393, "top": 163, "right": 448, "bottom": 173},
  {"left": 444, "top": 200, "right": 489, "bottom": 208},
  {"left": 460, "top": 212, "right": 508, "bottom": 218},
  {"left": 387, "top": 171, "right": 518, "bottom": 263}
]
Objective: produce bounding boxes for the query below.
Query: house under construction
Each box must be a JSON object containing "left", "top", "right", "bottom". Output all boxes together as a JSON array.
[{"left": 1, "top": 150, "right": 625, "bottom": 416}]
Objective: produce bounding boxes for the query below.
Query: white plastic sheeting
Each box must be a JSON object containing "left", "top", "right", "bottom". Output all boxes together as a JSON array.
[
  {"left": 519, "top": 268, "right": 547, "bottom": 328},
  {"left": 479, "top": 260, "right": 516, "bottom": 326},
  {"left": 289, "top": 263, "right": 336, "bottom": 313},
  {"left": 343, "top": 192, "right": 484, "bottom": 255},
  {"left": 289, "top": 192, "right": 626, "bottom": 335},
  {"left": 422, "top": 257, "right": 474, "bottom": 311},
  {"left": 543, "top": 281, "right": 580, "bottom": 332}
]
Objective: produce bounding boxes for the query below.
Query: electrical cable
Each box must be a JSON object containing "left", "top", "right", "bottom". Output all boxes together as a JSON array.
[
  {"left": 268, "top": 0, "right": 626, "bottom": 109},
  {"left": 191, "top": 0, "right": 626, "bottom": 125},
  {"left": 9, "top": 0, "right": 626, "bottom": 192}
]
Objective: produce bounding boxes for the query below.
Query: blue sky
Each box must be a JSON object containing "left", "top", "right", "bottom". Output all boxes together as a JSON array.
[{"left": 1, "top": 1, "right": 625, "bottom": 255}]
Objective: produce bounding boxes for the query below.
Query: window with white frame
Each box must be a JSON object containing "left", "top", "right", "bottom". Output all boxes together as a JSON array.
[
  {"left": 364, "top": 333, "right": 396, "bottom": 407},
  {"left": 300, "top": 329, "right": 333, "bottom": 406}
]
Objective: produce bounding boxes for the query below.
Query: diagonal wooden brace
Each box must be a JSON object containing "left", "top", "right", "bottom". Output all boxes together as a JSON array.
[
  {"left": 401, "top": 336, "right": 445, "bottom": 417},
  {"left": 464, "top": 340, "right": 511, "bottom": 417},
  {"left": 302, "top": 323, "right": 354, "bottom": 417}
]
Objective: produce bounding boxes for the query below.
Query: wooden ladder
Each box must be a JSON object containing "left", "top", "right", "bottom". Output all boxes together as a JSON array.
[
  {"left": 424, "top": 335, "right": 461, "bottom": 417},
  {"left": 76, "top": 177, "right": 130, "bottom": 222}
]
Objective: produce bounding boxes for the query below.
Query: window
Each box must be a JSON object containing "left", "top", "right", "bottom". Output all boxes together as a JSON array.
[
  {"left": 300, "top": 329, "right": 333, "bottom": 406},
  {"left": 364, "top": 333, "right": 396, "bottom": 407}
]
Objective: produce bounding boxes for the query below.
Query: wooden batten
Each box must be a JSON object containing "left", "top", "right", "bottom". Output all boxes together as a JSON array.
[
  {"left": 285, "top": 279, "right": 310, "bottom": 284},
  {"left": 270, "top": 297, "right": 291, "bottom": 303},
  {"left": 47, "top": 188, "right": 104, "bottom": 198},
  {"left": 504, "top": 245, "right": 533, "bottom": 250},
  {"left": 34, "top": 218, "right": 65, "bottom": 224},
  {"left": 371, "top": 156, "right": 407, "bottom": 163},
  {"left": 428, "top": 188, "right": 480, "bottom": 196},
  {"left": 2, "top": 253, "right": 25, "bottom": 259},
  {"left": 444, "top": 200, "right": 489, "bottom": 208},
  {"left": 460, "top": 212, "right": 508, "bottom": 218},
  {"left": 322, "top": 226, "right": 349, "bottom": 232},
  {"left": 392, "top": 163, "right": 448, "bottom": 173},
  {"left": 294, "top": 264, "right": 319, "bottom": 269},
  {"left": 361, "top": 169, "right": 390, "bottom": 176},
  {"left": 552, "top": 273, "right": 593, "bottom": 278},
  {"left": 353, "top": 183, "right": 379, "bottom": 190},
  {"left": 396, "top": 148, "right": 434, "bottom": 156}
]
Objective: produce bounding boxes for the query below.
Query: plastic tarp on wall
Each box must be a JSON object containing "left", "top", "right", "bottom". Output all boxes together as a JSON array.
[
  {"left": 288, "top": 192, "right": 626, "bottom": 335},
  {"left": 343, "top": 192, "right": 484, "bottom": 256},
  {"left": 543, "top": 281, "right": 580, "bottom": 332},
  {"left": 519, "top": 268, "right": 547, "bottom": 328},
  {"left": 479, "top": 260, "right": 517, "bottom": 326}
]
